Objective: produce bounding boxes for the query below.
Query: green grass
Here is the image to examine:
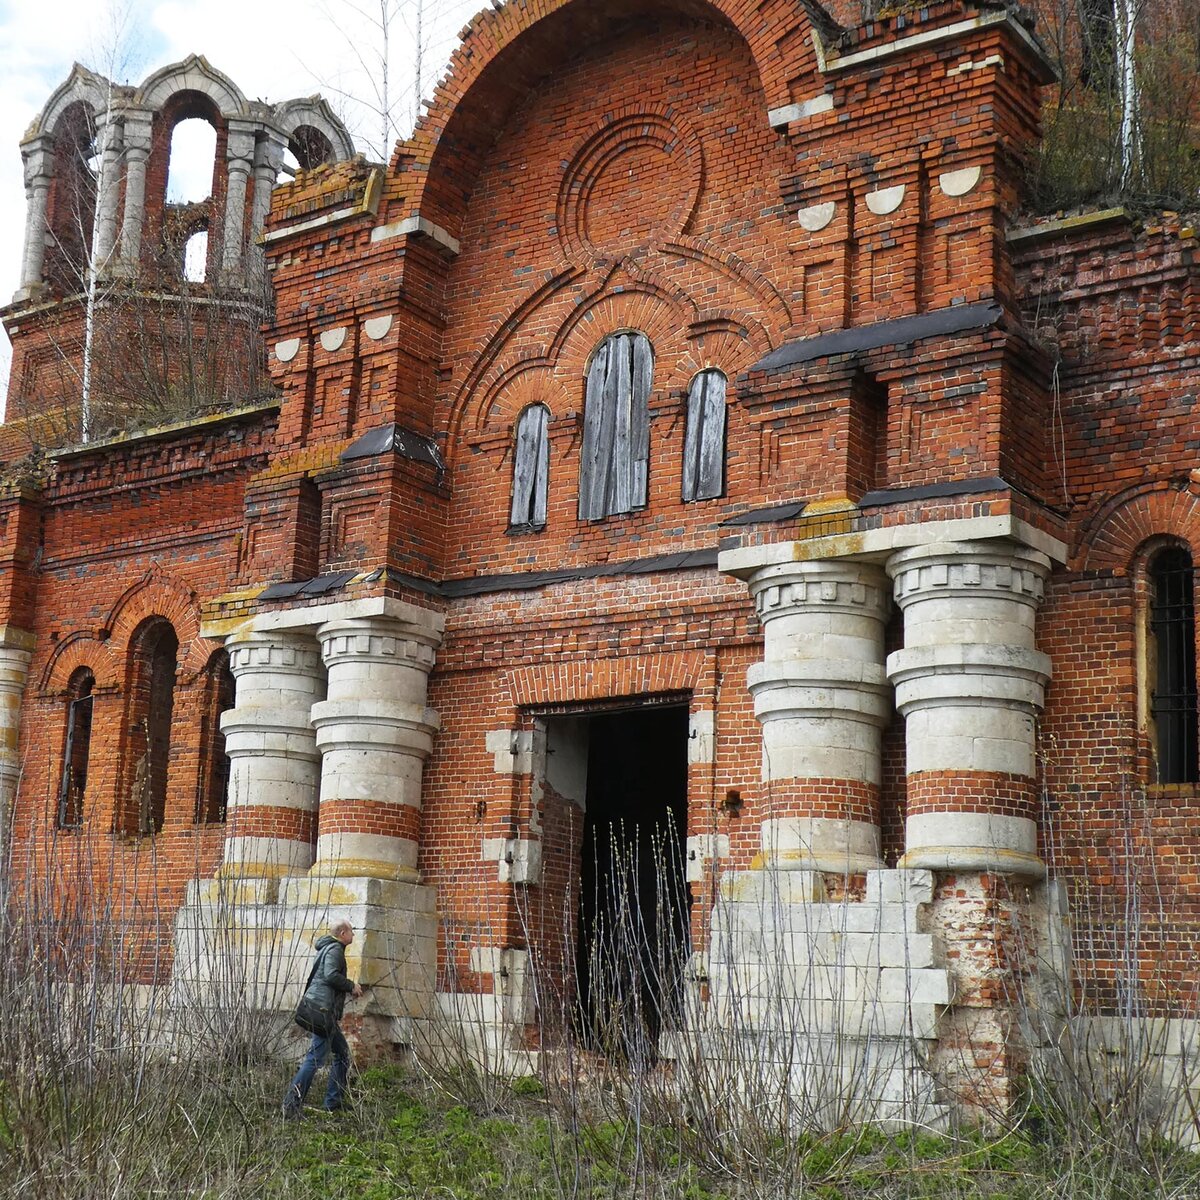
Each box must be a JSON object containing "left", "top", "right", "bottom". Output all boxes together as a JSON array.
[{"left": 3, "top": 1060, "right": 1198, "bottom": 1199}]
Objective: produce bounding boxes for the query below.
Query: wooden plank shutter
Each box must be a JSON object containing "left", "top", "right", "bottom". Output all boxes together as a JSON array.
[
  {"left": 683, "top": 369, "right": 727, "bottom": 502},
  {"left": 579, "top": 343, "right": 611, "bottom": 519},
  {"left": 511, "top": 404, "right": 549, "bottom": 527},
  {"left": 580, "top": 332, "right": 653, "bottom": 519},
  {"left": 608, "top": 333, "right": 635, "bottom": 514},
  {"left": 629, "top": 333, "right": 653, "bottom": 509}
]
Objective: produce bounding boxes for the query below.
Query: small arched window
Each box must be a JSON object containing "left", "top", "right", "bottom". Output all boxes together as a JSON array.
[
  {"left": 1149, "top": 546, "right": 1198, "bottom": 784},
  {"left": 579, "top": 332, "right": 653, "bottom": 520},
  {"left": 510, "top": 404, "right": 550, "bottom": 530},
  {"left": 123, "top": 620, "right": 179, "bottom": 835},
  {"left": 166, "top": 117, "right": 217, "bottom": 204},
  {"left": 183, "top": 228, "right": 208, "bottom": 283},
  {"left": 58, "top": 668, "right": 95, "bottom": 829},
  {"left": 196, "top": 650, "right": 235, "bottom": 823},
  {"left": 681, "top": 369, "right": 727, "bottom": 502}
]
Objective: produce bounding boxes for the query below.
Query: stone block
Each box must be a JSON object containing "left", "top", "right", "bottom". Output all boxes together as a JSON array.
[
  {"left": 719, "top": 867, "right": 826, "bottom": 904},
  {"left": 866, "top": 869, "right": 934, "bottom": 907},
  {"left": 878, "top": 967, "right": 953, "bottom": 1005}
]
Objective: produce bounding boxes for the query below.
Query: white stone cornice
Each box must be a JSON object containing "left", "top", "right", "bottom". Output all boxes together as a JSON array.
[
  {"left": 206, "top": 595, "right": 445, "bottom": 644},
  {"left": 719, "top": 515, "right": 1067, "bottom": 580}
]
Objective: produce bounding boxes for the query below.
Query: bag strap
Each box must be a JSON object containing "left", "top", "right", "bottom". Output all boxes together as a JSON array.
[{"left": 302, "top": 943, "right": 332, "bottom": 992}]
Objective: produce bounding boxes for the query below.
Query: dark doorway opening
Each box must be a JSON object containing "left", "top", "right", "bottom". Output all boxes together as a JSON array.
[{"left": 575, "top": 703, "right": 690, "bottom": 1053}]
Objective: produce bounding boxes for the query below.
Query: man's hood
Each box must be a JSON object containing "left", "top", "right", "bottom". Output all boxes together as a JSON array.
[{"left": 314, "top": 934, "right": 340, "bottom": 950}]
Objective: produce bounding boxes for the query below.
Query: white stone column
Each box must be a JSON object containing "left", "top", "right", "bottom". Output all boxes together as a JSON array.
[
  {"left": 220, "top": 630, "right": 325, "bottom": 877},
  {"left": 116, "top": 111, "right": 153, "bottom": 274},
  {"left": 221, "top": 125, "right": 257, "bottom": 276},
  {"left": 310, "top": 616, "right": 441, "bottom": 882},
  {"left": 887, "top": 541, "right": 1051, "bottom": 877},
  {"left": 0, "top": 627, "right": 35, "bottom": 870},
  {"left": 92, "top": 115, "right": 124, "bottom": 269},
  {"left": 746, "top": 559, "right": 891, "bottom": 873},
  {"left": 15, "top": 136, "right": 54, "bottom": 300},
  {"left": 249, "top": 129, "right": 286, "bottom": 245}
]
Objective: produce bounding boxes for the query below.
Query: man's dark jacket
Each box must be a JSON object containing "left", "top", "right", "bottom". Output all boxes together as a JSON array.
[{"left": 304, "top": 935, "right": 357, "bottom": 1021}]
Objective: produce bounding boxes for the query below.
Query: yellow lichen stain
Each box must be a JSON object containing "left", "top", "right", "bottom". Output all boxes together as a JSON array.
[
  {"left": 252, "top": 443, "right": 349, "bottom": 481},
  {"left": 790, "top": 531, "right": 870, "bottom": 562}
]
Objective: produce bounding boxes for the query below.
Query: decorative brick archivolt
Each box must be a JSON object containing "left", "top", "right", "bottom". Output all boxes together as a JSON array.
[
  {"left": 556, "top": 104, "right": 703, "bottom": 265},
  {"left": 39, "top": 633, "right": 122, "bottom": 695},
  {"left": 102, "top": 568, "right": 217, "bottom": 682},
  {"left": 453, "top": 269, "right": 696, "bottom": 448},
  {"left": 1079, "top": 478, "right": 1200, "bottom": 573},
  {"left": 452, "top": 237, "right": 784, "bottom": 452}
]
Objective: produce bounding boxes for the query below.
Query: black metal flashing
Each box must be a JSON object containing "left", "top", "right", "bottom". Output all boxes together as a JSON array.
[
  {"left": 751, "top": 303, "right": 1004, "bottom": 374},
  {"left": 255, "top": 550, "right": 720, "bottom": 605},
  {"left": 858, "top": 476, "right": 1009, "bottom": 508},
  {"left": 341, "top": 423, "right": 444, "bottom": 469},
  {"left": 259, "top": 570, "right": 358, "bottom": 602},
  {"left": 720, "top": 502, "right": 807, "bottom": 527},
  {"left": 440, "top": 548, "right": 719, "bottom": 598}
]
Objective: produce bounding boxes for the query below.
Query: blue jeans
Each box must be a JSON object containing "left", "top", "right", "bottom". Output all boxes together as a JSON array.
[{"left": 284, "top": 1024, "right": 350, "bottom": 1112}]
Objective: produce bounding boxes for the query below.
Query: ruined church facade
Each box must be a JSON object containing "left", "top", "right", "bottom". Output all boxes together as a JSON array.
[{"left": 2, "top": 0, "right": 1198, "bottom": 1131}]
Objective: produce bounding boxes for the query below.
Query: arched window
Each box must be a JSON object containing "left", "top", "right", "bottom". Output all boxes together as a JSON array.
[
  {"left": 510, "top": 404, "right": 550, "bottom": 529},
  {"left": 182, "top": 228, "right": 208, "bottom": 283},
  {"left": 123, "top": 619, "right": 179, "bottom": 835},
  {"left": 1149, "top": 546, "right": 1197, "bottom": 784},
  {"left": 58, "top": 668, "right": 95, "bottom": 829},
  {"left": 196, "top": 650, "right": 235, "bottom": 823},
  {"left": 166, "top": 117, "right": 217, "bottom": 204},
  {"left": 579, "top": 332, "right": 653, "bottom": 520},
  {"left": 681, "top": 369, "right": 727, "bottom": 502}
]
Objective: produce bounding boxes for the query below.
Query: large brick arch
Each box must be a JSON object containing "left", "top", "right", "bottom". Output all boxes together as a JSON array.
[
  {"left": 1079, "top": 478, "right": 1200, "bottom": 573},
  {"left": 390, "top": 0, "right": 825, "bottom": 241}
]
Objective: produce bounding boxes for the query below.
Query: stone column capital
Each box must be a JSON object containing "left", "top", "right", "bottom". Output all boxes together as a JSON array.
[
  {"left": 886, "top": 541, "right": 1051, "bottom": 608},
  {"left": 316, "top": 617, "right": 439, "bottom": 673},
  {"left": 749, "top": 559, "right": 891, "bottom": 625},
  {"left": 226, "top": 628, "right": 325, "bottom": 679},
  {"left": 20, "top": 134, "right": 55, "bottom": 183}
]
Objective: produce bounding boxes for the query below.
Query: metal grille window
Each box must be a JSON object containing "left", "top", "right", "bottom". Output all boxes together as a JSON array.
[
  {"left": 510, "top": 404, "right": 550, "bottom": 529},
  {"left": 58, "top": 669, "right": 94, "bottom": 828},
  {"left": 579, "top": 332, "right": 652, "bottom": 520},
  {"left": 681, "top": 369, "right": 727, "bottom": 502},
  {"left": 1150, "top": 546, "right": 1198, "bottom": 784}
]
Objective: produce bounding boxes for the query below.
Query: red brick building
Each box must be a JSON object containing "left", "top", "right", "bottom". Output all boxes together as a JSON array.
[{"left": 2, "top": 0, "right": 1197, "bottom": 1130}]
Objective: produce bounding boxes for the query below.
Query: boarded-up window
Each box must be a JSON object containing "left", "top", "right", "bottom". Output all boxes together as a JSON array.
[
  {"left": 58, "top": 669, "right": 95, "bottom": 829},
  {"left": 510, "top": 404, "right": 550, "bottom": 529},
  {"left": 579, "top": 332, "right": 653, "bottom": 520},
  {"left": 682, "top": 369, "right": 727, "bottom": 502}
]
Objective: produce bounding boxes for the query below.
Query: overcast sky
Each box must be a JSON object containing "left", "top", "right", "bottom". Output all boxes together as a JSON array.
[{"left": 0, "top": 0, "right": 491, "bottom": 396}]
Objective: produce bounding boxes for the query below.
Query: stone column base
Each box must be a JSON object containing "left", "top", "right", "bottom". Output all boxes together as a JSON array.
[{"left": 169, "top": 874, "right": 438, "bottom": 1047}]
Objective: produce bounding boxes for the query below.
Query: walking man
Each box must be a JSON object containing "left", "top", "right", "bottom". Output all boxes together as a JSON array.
[{"left": 283, "top": 919, "right": 363, "bottom": 1117}]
